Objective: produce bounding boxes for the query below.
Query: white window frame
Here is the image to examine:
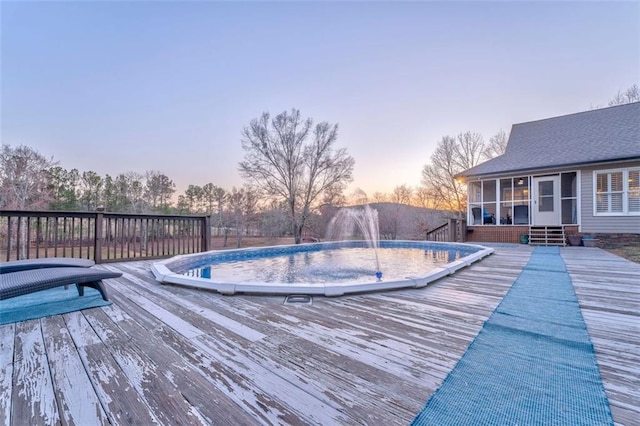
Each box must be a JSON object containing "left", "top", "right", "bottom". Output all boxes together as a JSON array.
[
  {"left": 560, "top": 171, "right": 579, "bottom": 225},
  {"left": 468, "top": 177, "right": 531, "bottom": 225},
  {"left": 593, "top": 167, "right": 640, "bottom": 216}
]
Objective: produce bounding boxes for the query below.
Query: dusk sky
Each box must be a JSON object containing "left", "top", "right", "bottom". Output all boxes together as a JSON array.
[{"left": 1, "top": 1, "right": 638, "bottom": 198}]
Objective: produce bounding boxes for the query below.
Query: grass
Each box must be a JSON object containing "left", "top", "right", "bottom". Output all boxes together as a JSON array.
[
  {"left": 605, "top": 245, "right": 640, "bottom": 264},
  {"left": 210, "top": 236, "right": 294, "bottom": 250}
]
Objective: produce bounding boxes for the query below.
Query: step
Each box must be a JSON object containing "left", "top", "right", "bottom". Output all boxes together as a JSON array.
[{"left": 528, "top": 226, "right": 566, "bottom": 246}]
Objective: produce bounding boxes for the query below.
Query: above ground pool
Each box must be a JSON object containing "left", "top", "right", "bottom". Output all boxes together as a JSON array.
[{"left": 151, "top": 240, "right": 493, "bottom": 296}]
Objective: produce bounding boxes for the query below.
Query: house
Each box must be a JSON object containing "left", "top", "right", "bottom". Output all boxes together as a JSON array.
[{"left": 457, "top": 102, "right": 640, "bottom": 246}]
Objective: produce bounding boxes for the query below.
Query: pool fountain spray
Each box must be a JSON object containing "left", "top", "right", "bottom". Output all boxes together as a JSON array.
[{"left": 326, "top": 204, "right": 382, "bottom": 281}]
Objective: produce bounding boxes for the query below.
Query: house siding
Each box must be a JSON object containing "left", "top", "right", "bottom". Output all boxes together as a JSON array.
[{"left": 580, "top": 160, "right": 640, "bottom": 234}]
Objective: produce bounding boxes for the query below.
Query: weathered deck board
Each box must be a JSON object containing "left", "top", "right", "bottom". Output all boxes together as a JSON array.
[
  {"left": 0, "top": 324, "right": 14, "bottom": 426},
  {"left": 1, "top": 245, "right": 638, "bottom": 425},
  {"left": 562, "top": 248, "right": 640, "bottom": 426},
  {"left": 63, "top": 310, "right": 161, "bottom": 425},
  {"left": 12, "top": 320, "right": 60, "bottom": 425},
  {"left": 41, "top": 315, "right": 108, "bottom": 425}
]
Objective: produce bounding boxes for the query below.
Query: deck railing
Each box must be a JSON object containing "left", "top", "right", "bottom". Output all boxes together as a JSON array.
[
  {"left": 425, "top": 219, "right": 467, "bottom": 243},
  {"left": 0, "top": 209, "right": 211, "bottom": 263}
]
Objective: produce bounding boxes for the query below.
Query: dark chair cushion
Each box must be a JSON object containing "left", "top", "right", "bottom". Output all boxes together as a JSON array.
[
  {"left": 0, "top": 267, "right": 120, "bottom": 301},
  {"left": 0, "top": 258, "right": 95, "bottom": 274}
]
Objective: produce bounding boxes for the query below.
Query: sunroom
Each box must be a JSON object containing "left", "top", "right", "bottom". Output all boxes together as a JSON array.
[
  {"left": 467, "top": 172, "right": 578, "bottom": 228},
  {"left": 461, "top": 171, "right": 580, "bottom": 244}
]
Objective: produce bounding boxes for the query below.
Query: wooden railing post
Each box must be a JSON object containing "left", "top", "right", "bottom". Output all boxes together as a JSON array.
[
  {"left": 202, "top": 215, "right": 211, "bottom": 252},
  {"left": 94, "top": 207, "right": 104, "bottom": 264},
  {"left": 448, "top": 219, "right": 456, "bottom": 242}
]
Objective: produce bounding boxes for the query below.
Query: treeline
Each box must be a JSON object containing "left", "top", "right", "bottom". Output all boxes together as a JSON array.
[
  {"left": 0, "top": 145, "right": 292, "bottom": 243},
  {"left": 0, "top": 145, "right": 239, "bottom": 214},
  {"left": 0, "top": 144, "right": 446, "bottom": 243},
  {"left": 0, "top": 145, "right": 352, "bottom": 246}
]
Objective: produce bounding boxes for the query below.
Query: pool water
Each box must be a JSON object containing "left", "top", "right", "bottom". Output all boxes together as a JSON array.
[
  {"left": 152, "top": 240, "right": 492, "bottom": 296},
  {"left": 183, "top": 245, "right": 471, "bottom": 285}
]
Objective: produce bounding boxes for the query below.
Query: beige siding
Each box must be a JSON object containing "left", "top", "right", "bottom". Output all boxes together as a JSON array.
[{"left": 580, "top": 161, "right": 640, "bottom": 234}]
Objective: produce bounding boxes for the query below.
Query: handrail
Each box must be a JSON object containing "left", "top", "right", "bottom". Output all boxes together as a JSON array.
[
  {"left": 425, "top": 222, "right": 449, "bottom": 242},
  {"left": 425, "top": 219, "right": 467, "bottom": 242},
  {"left": 0, "top": 209, "right": 211, "bottom": 263}
]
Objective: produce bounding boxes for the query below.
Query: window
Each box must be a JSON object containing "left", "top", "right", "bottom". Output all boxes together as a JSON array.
[
  {"left": 469, "top": 180, "right": 497, "bottom": 225},
  {"left": 594, "top": 168, "right": 640, "bottom": 215},
  {"left": 561, "top": 172, "right": 577, "bottom": 224},
  {"left": 538, "top": 181, "right": 554, "bottom": 212},
  {"left": 629, "top": 170, "right": 640, "bottom": 213}
]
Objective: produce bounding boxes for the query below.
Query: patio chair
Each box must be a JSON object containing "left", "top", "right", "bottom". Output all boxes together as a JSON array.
[
  {"left": 0, "top": 257, "right": 95, "bottom": 274},
  {"left": 472, "top": 207, "right": 495, "bottom": 224},
  {"left": 0, "top": 267, "right": 121, "bottom": 302}
]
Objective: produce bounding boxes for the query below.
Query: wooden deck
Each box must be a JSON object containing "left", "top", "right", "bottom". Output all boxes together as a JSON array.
[{"left": 0, "top": 245, "right": 638, "bottom": 425}]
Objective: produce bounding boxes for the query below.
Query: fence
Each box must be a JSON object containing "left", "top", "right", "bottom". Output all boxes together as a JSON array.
[{"left": 0, "top": 209, "right": 211, "bottom": 263}]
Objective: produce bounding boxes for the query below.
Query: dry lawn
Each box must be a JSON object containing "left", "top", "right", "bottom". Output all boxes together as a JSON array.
[
  {"left": 606, "top": 245, "right": 640, "bottom": 264},
  {"left": 210, "top": 236, "right": 295, "bottom": 250}
]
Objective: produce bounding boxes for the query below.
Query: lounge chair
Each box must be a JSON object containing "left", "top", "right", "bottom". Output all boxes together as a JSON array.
[
  {"left": 0, "top": 267, "right": 121, "bottom": 302},
  {"left": 0, "top": 257, "right": 95, "bottom": 274}
]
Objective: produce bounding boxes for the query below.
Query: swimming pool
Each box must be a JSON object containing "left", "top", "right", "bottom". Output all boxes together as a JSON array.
[{"left": 151, "top": 240, "right": 493, "bottom": 296}]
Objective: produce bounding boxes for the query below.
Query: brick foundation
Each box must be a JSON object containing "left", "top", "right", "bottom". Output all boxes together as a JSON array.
[
  {"left": 466, "top": 225, "right": 581, "bottom": 244},
  {"left": 466, "top": 226, "right": 530, "bottom": 244}
]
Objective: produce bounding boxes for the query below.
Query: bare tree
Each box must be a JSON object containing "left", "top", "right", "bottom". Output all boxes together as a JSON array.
[
  {"left": 0, "top": 145, "right": 57, "bottom": 259},
  {"left": 226, "top": 185, "right": 260, "bottom": 247},
  {"left": 307, "top": 183, "right": 348, "bottom": 239},
  {"left": 412, "top": 186, "right": 439, "bottom": 210},
  {"left": 420, "top": 132, "right": 485, "bottom": 217},
  {"left": 377, "top": 204, "right": 401, "bottom": 240},
  {"left": 349, "top": 188, "right": 369, "bottom": 206},
  {"left": 371, "top": 192, "right": 389, "bottom": 203},
  {"left": 608, "top": 83, "right": 640, "bottom": 106},
  {"left": 482, "top": 129, "right": 509, "bottom": 160},
  {"left": 239, "top": 109, "right": 354, "bottom": 244},
  {"left": 320, "top": 183, "right": 347, "bottom": 208},
  {"left": 261, "top": 200, "right": 290, "bottom": 239},
  {"left": 0, "top": 144, "right": 57, "bottom": 210},
  {"left": 391, "top": 184, "right": 413, "bottom": 205}
]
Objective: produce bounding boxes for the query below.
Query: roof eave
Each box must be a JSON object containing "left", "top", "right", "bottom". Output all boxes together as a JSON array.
[{"left": 458, "top": 155, "right": 640, "bottom": 181}]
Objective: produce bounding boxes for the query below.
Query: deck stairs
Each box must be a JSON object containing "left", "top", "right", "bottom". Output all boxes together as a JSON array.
[{"left": 528, "top": 226, "right": 566, "bottom": 246}]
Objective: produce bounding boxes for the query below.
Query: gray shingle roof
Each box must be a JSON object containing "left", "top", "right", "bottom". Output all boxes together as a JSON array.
[{"left": 459, "top": 102, "right": 640, "bottom": 178}]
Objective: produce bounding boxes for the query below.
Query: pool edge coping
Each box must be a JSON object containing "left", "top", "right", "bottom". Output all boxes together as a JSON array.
[{"left": 151, "top": 241, "right": 494, "bottom": 296}]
